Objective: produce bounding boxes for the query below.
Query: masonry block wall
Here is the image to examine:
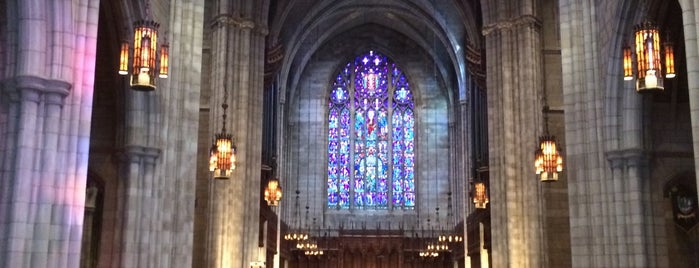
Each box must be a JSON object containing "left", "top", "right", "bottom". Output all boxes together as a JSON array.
[{"left": 282, "top": 24, "right": 455, "bottom": 232}]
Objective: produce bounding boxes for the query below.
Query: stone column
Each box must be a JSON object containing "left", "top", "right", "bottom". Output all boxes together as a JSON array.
[
  {"left": 208, "top": 0, "right": 269, "bottom": 267},
  {"left": 155, "top": 1, "right": 205, "bottom": 266},
  {"left": 481, "top": 1, "right": 545, "bottom": 266},
  {"left": 113, "top": 146, "right": 160, "bottom": 267},
  {"left": 459, "top": 98, "right": 470, "bottom": 262},
  {"left": 679, "top": 0, "right": 699, "bottom": 202},
  {"left": 558, "top": 0, "right": 617, "bottom": 266},
  {"left": 108, "top": 1, "right": 205, "bottom": 267},
  {"left": 608, "top": 155, "right": 625, "bottom": 267},
  {"left": 0, "top": 0, "right": 100, "bottom": 267}
]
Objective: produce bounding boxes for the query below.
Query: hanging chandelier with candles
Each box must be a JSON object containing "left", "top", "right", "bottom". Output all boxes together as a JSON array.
[
  {"left": 419, "top": 243, "right": 440, "bottom": 258},
  {"left": 438, "top": 192, "right": 464, "bottom": 242},
  {"left": 296, "top": 217, "right": 319, "bottom": 250},
  {"left": 304, "top": 250, "right": 324, "bottom": 256},
  {"left": 284, "top": 192, "right": 309, "bottom": 241},
  {"left": 118, "top": 2, "right": 168, "bottom": 91},
  {"left": 623, "top": 20, "right": 675, "bottom": 92},
  {"left": 296, "top": 240, "right": 318, "bottom": 250}
]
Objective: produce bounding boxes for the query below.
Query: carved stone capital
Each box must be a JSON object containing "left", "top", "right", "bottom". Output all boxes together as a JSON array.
[
  {"left": 605, "top": 150, "right": 626, "bottom": 169},
  {"left": 119, "top": 145, "right": 162, "bottom": 163},
  {"left": 210, "top": 14, "right": 268, "bottom": 35},
  {"left": 605, "top": 148, "right": 648, "bottom": 168},
  {"left": 482, "top": 15, "right": 541, "bottom": 36},
  {"left": 623, "top": 149, "right": 648, "bottom": 168},
  {"left": 1, "top": 75, "right": 71, "bottom": 104}
]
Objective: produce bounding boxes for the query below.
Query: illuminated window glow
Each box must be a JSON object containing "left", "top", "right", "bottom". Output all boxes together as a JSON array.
[{"left": 327, "top": 51, "right": 415, "bottom": 209}]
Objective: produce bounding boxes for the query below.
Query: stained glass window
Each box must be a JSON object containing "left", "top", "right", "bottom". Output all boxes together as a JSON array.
[{"left": 327, "top": 51, "right": 415, "bottom": 209}]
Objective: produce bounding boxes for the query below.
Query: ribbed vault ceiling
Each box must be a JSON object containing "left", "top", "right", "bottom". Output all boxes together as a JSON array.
[{"left": 269, "top": 0, "right": 482, "bottom": 104}]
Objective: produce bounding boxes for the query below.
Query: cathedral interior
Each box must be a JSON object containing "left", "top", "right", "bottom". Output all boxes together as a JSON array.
[{"left": 1, "top": 0, "right": 699, "bottom": 267}]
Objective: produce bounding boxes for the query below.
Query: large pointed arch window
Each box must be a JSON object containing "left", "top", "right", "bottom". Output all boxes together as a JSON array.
[{"left": 327, "top": 51, "right": 415, "bottom": 210}]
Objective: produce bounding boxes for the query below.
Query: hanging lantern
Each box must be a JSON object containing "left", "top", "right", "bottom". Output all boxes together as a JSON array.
[
  {"left": 119, "top": 42, "right": 129, "bottom": 75},
  {"left": 623, "top": 21, "right": 674, "bottom": 92},
  {"left": 118, "top": 20, "right": 169, "bottom": 91},
  {"left": 535, "top": 135, "right": 563, "bottom": 182},
  {"left": 473, "top": 181, "right": 489, "bottom": 209},
  {"left": 264, "top": 178, "right": 283, "bottom": 206},
  {"left": 209, "top": 104, "right": 236, "bottom": 179},
  {"left": 209, "top": 133, "right": 236, "bottom": 179},
  {"left": 159, "top": 45, "right": 169, "bottom": 78},
  {"left": 635, "top": 21, "right": 663, "bottom": 92},
  {"left": 664, "top": 40, "right": 675, "bottom": 78},
  {"left": 623, "top": 45, "right": 633, "bottom": 80}
]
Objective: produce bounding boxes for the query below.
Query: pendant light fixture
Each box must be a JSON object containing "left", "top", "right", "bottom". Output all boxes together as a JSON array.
[
  {"left": 208, "top": 44, "right": 237, "bottom": 179},
  {"left": 419, "top": 217, "right": 440, "bottom": 258},
  {"left": 283, "top": 191, "right": 308, "bottom": 241},
  {"left": 118, "top": 1, "right": 169, "bottom": 91},
  {"left": 622, "top": 20, "right": 675, "bottom": 92},
  {"left": 284, "top": 148, "right": 307, "bottom": 241},
  {"left": 209, "top": 103, "right": 236, "bottom": 179},
  {"left": 264, "top": 179, "right": 282, "bottom": 206},
  {"left": 472, "top": 180, "right": 489, "bottom": 209},
  {"left": 534, "top": 106, "right": 563, "bottom": 182},
  {"left": 295, "top": 205, "right": 316, "bottom": 250},
  {"left": 439, "top": 192, "right": 464, "bottom": 242},
  {"left": 264, "top": 158, "right": 283, "bottom": 206}
]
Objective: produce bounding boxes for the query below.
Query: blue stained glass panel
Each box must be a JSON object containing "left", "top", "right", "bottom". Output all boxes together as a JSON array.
[{"left": 327, "top": 51, "right": 415, "bottom": 209}]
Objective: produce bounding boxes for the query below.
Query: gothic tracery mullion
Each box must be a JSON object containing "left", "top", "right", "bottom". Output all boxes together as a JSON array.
[{"left": 327, "top": 51, "right": 414, "bottom": 210}]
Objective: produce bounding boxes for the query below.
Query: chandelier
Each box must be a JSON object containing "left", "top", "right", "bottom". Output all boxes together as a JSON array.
[
  {"left": 427, "top": 242, "right": 449, "bottom": 252},
  {"left": 264, "top": 178, "right": 282, "bottom": 206},
  {"left": 304, "top": 250, "right": 324, "bottom": 256},
  {"left": 419, "top": 250, "right": 439, "bottom": 257},
  {"left": 534, "top": 135, "right": 563, "bottom": 182},
  {"left": 283, "top": 231, "right": 308, "bottom": 241},
  {"left": 264, "top": 160, "right": 283, "bottom": 206},
  {"left": 296, "top": 240, "right": 318, "bottom": 250},
  {"left": 419, "top": 242, "right": 440, "bottom": 258},
  {"left": 472, "top": 181, "right": 489, "bottom": 209},
  {"left": 438, "top": 234, "right": 463, "bottom": 243},
  {"left": 623, "top": 20, "right": 675, "bottom": 92},
  {"left": 209, "top": 98, "right": 236, "bottom": 179},
  {"left": 438, "top": 192, "right": 463, "bottom": 242},
  {"left": 118, "top": 3, "right": 168, "bottom": 91},
  {"left": 284, "top": 191, "right": 308, "bottom": 241},
  {"left": 534, "top": 106, "right": 563, "bottom": 182}
]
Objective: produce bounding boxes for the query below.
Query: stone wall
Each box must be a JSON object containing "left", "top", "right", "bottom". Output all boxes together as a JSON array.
[{"left": 282, "top": 24, "right": 454, "bottom": 233}]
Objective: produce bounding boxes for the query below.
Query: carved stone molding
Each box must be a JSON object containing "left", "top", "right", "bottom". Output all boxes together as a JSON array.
[
  {"left": 209, "top": 14, "right": 269, "bottom": 35},
  {"left": 482, "top": 15, "right": 541, "bottom": 36},
  {"left": 1, "top": 75, "right": 71, "bottom": 103},
  {"left": 119, "top": 145, "right": 162, "bottom": 163},
  {"left": 605, "top": 149, "right": 648, "bottom": 168}
]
